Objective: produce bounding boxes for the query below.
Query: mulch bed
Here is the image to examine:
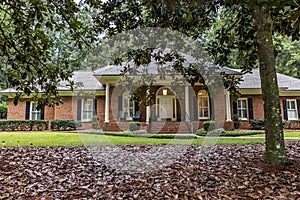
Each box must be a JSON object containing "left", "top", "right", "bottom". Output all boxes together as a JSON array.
[{"left": 0, "top": 141, "right": 299, "bottom": 199}]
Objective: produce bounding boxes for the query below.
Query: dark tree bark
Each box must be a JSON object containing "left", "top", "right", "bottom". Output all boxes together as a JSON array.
[{"left": 252, "top": 0, "right": 288, "bottom": 166}]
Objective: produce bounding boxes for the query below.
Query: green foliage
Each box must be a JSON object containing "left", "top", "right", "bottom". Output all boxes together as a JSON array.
[
  {"left": 50, "top": 120, "right": 80, "bottom": 131},
  {"left": 0, "top": 0, "right": 93, "bottom": 107},
  {"left": 195, "top": 130, "right": 262, "bottom": 137},
  {"left": 274, "top": 34, "right": 300, "bottom": 78},
  {"left": 250, "top": 119, "right": 265, "bottom": 130},
  {"left": 195, "top": 129, "right": 207, "bottom": 136},
  {"left": 232, "top": 114, "right": 241, "bottom": 129},
  {"left": 98, "top": 132, "right": 196, "bottom": 139},
  {"left": 91, "top": 115, "right": 99, "bottom": 129},
  {"left": 0, "top": 102, "right": 7, "bottom": 119},
  {"left": 0, "top": 120, "right": 48, "bottom": 131},
  {"left": 202, "top": 121, "right": 215, "bottom": 131},
  {"left": 128, "top": 122, "right": 140, "bottom": 132},
  {"left": 285, "top": 120, "right": 300, "bottom": 129}
]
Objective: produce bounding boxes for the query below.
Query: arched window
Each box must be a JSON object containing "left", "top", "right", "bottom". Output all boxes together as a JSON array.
[{"left": 198, "top": 90, "right": 209, "bottom": 119}]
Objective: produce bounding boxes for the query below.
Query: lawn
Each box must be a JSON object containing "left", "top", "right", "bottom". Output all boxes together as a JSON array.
[
  {"left": 247, "top": 131, "right": 300, "bottom": 137},
  {"left": 1, "top": 131, "right": 298, "bottom": 146}
]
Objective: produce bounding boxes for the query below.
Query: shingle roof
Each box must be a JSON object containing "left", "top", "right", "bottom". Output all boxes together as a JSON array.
[
  {"left": 0, "top": 71, "right": 104, "bottom": 94},
  {"left": 238, "top": 69, "right": 300, "bottom": 91},
  {"left": 58, "top": 71, "right": 104, "bottom": 91},
  {"left": 94, "top": 48, "right": 240, "bottom": 76}
]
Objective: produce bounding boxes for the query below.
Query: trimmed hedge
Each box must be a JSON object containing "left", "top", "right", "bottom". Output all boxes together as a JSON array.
[
  {"left": 128, "top": 122, "right": 140, "bottom": 132},
  {"left": 250, "top": 119, "right": 265, "bottom": 130},
  {"left": 0, "top": 120, "right": 48, "bottom": 131},
  {"left": 50, "top": 120, "right": 81, "bottom": 131},
  {"left": 195, "top": 130, "right": 262, "bottom": 137},
  {"left": 203, "top": 121, "right": 215, "bottom": 131},
  {"left": 285, "top": 120, "right": 300, "bottom": 129},
  {"left": 92, "top": 132, "right": 197, "bottom": 139}
]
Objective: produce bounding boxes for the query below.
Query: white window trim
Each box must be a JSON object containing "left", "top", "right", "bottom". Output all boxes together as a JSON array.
[
  {"left": 123, "top": 93, "right": 135, "bottom": 121},
  {"left": 286, "top": 99, "right": 298, "bottom": 120},
  {"left": 237, "top": 98, "right": 248, "bottom": 120},
  {"left": 81, "top": 99, "right": 93, "bottom": 122},
  {"left": 29, "top": 102, "right": 41, "bottom": 120},
  {"left": 198, "top": 92, "right": 210, "bottom": 120}
]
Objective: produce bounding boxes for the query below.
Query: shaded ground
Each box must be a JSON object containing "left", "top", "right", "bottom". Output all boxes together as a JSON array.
[{"left": 0, "top": 141, "right": 299, "bottom": 199}]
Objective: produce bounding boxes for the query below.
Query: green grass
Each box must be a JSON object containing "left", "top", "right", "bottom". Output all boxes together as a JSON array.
[
  {"left": 248, "top": 132, "right": 300, "bottom": 137},
  {"left": 0, "top": 131, "right": 298, "bottom": 147}
]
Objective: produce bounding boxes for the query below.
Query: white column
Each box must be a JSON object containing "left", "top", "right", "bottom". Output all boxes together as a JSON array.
[
  {"left": 105, "top": 83, "right": 110, "bottom": 122},
  {"left": 185, "top": 85, "right": 190, "bottom": 121},
  {"left": 146, "top": 105, "right": 150, "bottom": 122},
  {"left": 226, "top": 90, "right": 232, "bottom": 121}
]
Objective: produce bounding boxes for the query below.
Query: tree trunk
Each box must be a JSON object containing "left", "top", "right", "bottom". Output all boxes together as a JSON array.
[{"left": 252, "top": 1, "right": 288, "bottom": 166}]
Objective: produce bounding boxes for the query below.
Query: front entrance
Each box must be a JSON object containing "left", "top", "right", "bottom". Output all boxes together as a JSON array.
[{"left": 156, "top": 87, "right": 177, "bottom": 121}]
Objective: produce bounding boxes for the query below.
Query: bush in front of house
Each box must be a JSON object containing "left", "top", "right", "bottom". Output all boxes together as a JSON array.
[
  {"left": 250, "top": 119, "right": 265, "bottom": 130},
  {"left": 203, "top": 121, "right": 215, "bottom": 131},
  {"left": 91, "top": 115, "right": 99, "bottom": 129},
  {"left": 285, "top": 120, "right": 300, "bottom": 129},
  {"left": 195, "top": 129, "right": 262, "bottom": 137},
  {"left": 0, "top": 120, "right": 48, "bottom": 131},
  {"left": 232, "top": 115, "right": 241, "bottom": 129},
  {"left": 128, "top": 122, "right": 140, "bottom": 132},
  {"left": 195, "top": 129, "right": 207, "bottom": 136},
  {"left": 50, "top": 119, "right": 80, "bottom": 131}
]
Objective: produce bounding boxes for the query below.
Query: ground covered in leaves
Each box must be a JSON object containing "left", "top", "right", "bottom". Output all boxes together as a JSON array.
[{"left": 0, "top": 141, "right": 299, "bottom": 199}]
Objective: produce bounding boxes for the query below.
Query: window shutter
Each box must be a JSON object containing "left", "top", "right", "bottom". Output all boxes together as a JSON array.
[
  {"left": 297, "top": 99, "right": 300, "bottom": 119},
  {"left": 248, "top": 98, "right": 253, "bottom": 120},
  {"left": 77, "top": 99, "right": 82, "bottom": 120},
  {"left": 93, "top": 99, "right": 97, "bottom": 116},
  {"left": 40, "top": 106, "right": 45, "bottom": 120},
  {"left": 193, "top": 96, "right": 198, "bottom": 120},
  {"left": 134, "top": 101, "right": 139, "bottom": 112},
  {"left": 233, "top": 101, "right": 238, "bottom": 115},
  {"left": 25, "top": 101, "right": 30, "bottom": 120},
  {"left": 209, "top": 96, "right": 214, "bottom": 120},
  {"left": 118, "top": 96, "right": 123, "bottom": 112},
  {"left": 282, "top": 99, "right": 288, "bottom": 120}
]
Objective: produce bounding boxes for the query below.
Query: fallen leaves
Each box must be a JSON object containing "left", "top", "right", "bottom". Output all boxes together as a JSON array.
[{"left": 0, "top": 141, "right": 299, "bottom": 199}]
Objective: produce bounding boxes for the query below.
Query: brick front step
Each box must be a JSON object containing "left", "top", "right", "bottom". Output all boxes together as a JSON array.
[
  {"left": 100, "top": 121, "right": 234, "bottom": 133},
  {"left": 148, "top": 121, "right": 193, "bottom": 134}
]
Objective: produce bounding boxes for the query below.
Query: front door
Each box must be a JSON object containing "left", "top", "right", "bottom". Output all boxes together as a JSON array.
[{"left": 160, "top": 97, "right": 172, "bottom": 119}]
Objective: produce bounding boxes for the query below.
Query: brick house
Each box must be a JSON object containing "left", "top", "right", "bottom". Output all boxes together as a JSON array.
[{"left": 2, "top": 65, "right": 300, "bottom": 133}]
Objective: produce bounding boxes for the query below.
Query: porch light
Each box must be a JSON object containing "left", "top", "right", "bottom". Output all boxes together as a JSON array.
[{"left": 163, "top": 89, "right": 168, "bottom": 96}]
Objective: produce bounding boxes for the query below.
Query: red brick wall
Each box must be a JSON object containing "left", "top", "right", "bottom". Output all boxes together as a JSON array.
[
  {"left": 7, "top": 98, "right": 55, "bottom": 120},
  {"left": 7, "top": 99, "right": 26, "bottom": 120}
]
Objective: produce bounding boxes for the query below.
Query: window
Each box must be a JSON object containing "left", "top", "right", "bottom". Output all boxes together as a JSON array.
[
  {"left": 30, "top": 102, "right": 41, "bottom": 120},
  {"left": 198, "top": 90, "right": 209, "bottom": 119},
  {"left": 82, "top": 99, "right": 93, "bottom": 121},
  {"left": 237, "top": 98, "right": 248, "bottom": 119},
  {"left": 123, "top": 94, "right": 135, "bottom": 120},
  {"left": 287, "top": 99, "right": 298, "bottom": 120}
]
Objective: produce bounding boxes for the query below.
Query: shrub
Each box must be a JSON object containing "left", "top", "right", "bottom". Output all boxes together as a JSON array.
[
  {"left": 195, "top": 129, "right": 262, "bottom": 137},
  {"left": 232, "top": 115, "right": 241, "bottom": 129},
  {"left": 91, "top": 115, "right": 99, "bottom": 129},
  {"left": 128, "top": 122, "right": 140, "bottom": 132},
  {"left": 285, "top": 120, "right": 300, "bottom": 129},
  {"left": 282, "top": 120, "right": 288, "bottom": 128},
  {"left": 250, "top": 119, "right": 265, "bottom": 130},
  {"left": 202, "top": 121, "right": 215, "bottom": 131},
  {"left": 195, "top": 129, "right": 207, "bottom": 136},
  {"left": 208, "top": 128, "right": 225, "bottom": 135},
  {"left": 0, "top": 102, "right": 7, "bottom": 119},
  {"left": 0, "top": 120, "right": 48, "bottom": 131},
  {"left": 50, "top": 120, "right": 80, "bottom": 131}
]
